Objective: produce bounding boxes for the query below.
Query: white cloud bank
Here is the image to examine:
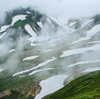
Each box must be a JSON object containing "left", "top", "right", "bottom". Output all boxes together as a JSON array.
[{"left": 0, "top": 0, "right": 100, "bottom": 21}]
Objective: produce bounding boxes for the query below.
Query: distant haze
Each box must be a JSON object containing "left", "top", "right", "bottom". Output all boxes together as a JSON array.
[{"left": 0, "top": 0, "right": 100, "bottom": 22}]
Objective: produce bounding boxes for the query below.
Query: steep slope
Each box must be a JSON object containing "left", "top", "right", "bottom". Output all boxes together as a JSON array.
[
  {"left": 0, "top": 7, "right": 100, "bottom": 99},
  {"left": 43, "top": 70, "right": 100, "bottom": 99}
]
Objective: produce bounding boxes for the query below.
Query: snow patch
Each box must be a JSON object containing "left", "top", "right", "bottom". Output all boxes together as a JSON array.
[
  {"left": 0, "top": 32, "right": 6, "bottom": 39},
  {"left": 35, "top": 75, "right": 68, "bottom": 99},
  {"left": 0, "top": 25, "right": 10, "bottom": 32},
  {"left": 71, "top": 24, "right": 100, "bottom": 44},
  {"left": 68, "top": 60, "right": 100, "bottom": 67},
  {"left": 0, "top": 68, "right": 6, "bottom": 72},
  {"left": 47, "top": 18, "right": 55, "bottom": 28},
  {"left": 37, "top": 22, "right": 43, "bottom": 29},
  {"left": 60, "top": 44, "right": 100, "bottom": 58},
  {"left": 49, "top": 16, "right": 70, "bottom": 31},
  {"left": 26, "top": 11, "right": 32, "bottom": 14},
  {"left": 29, "top": 68, "right": 55, "bottom": 75},
  {"left": 60, "top": 48, "right": 89, "bottom": 57},
  {"left": 81, "top": 19, "right": 94, "bottom": 28},
  {"left": 8, "top": 49, "right": 15, "bottom": 53},
  {"left": 25, "top": 24, "right": 37, "bottom": 37},
  {"left": 69, "top": 22, "right": 77, "bottom": 26},
  {"left": 82, "top": 67, "right": 100, "bottom": 73},
  {"left": 23, "top": 56, "right": 39, "bottom": 61},
  {"left": 87, "top": 24, "right": 100, "bottom": 38}
]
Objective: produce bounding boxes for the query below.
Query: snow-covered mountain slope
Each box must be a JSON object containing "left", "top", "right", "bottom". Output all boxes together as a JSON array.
[{"left": 0, "top": 8, "right": 100, "bottom": 99}]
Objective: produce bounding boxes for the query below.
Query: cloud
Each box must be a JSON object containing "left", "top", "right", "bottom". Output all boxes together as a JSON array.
[{"left": 0, "top": 0, "right": 100, "bottom": 21}]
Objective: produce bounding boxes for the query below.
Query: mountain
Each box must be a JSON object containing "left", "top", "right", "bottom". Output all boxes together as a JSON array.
[{"left": 0, "top": 7, "right": 100, "bottom": 99}]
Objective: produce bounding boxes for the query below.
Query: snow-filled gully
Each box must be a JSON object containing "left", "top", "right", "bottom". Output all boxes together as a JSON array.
[{"left": 35, "top": 75, "right": 68, "bottom": 99}]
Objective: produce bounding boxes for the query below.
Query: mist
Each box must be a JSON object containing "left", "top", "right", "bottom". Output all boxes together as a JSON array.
[
  {"left": 0, "top": 0, "right": 100, "bottom": 83},
  {"left": 0, "top": 0, "right": 100, "bottom": 23}
]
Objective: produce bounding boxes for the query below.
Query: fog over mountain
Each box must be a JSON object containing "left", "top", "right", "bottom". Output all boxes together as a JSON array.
[
  {"left": 0, "top": 0, "right": 100, "bottom": 99},
  {"left": 0, "top": 0, "right": 100, "bottom": 22}
]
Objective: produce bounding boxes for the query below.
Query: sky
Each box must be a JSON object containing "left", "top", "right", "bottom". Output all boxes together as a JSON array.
[{"left": 0, "top": 0, "right": 100, "bottom": 21}]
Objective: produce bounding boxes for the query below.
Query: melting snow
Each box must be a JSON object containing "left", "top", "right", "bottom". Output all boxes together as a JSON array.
[
  {"left": 11, "top": 15, "right": 26, "bottom": 26},
  {"left": 30, "top": 43, "right": 40, "bottom": 46},
  {"left": 0, "top": 68, "right": 5, "bottom": 72},
  {"left": 0, "top": 32, "right": 6, "bottom": 39},
  {"left": 23, "top": 56, "right": 39, "bottom": 61},
  {"left": 28, "top": 35, "right": 51, "bottom": 44},
  {"left": 88, "top": 41, "right": 100, "bottom": 44},
  {"left": 13, "top": 57, "right": 56, "bottom": 77},
  {"left": 69, "top": 22, "right": 77, "bottom": 26},
  {"left": 29, "top": 68, "right": 55, "bottom": 75},
  {"left": 60, "top": 48, "right": 89, "bottom": 57},
  {"left": 8, "top": 49, "right": 15, "bottom": 53},
  {"left": 49, "top": 16, "right": 70, "bottom": 31},
  {"left": 32, "top": 57, "right": 56, "bottom": 69},
  {"left": 26, "top": 11, "right": 32, "bottom": 14},
  {"left": 0, "top": 25, "right": 10, "bottom": 32},
  {"left": 35, "top": 75, "right": 68, "bottom": 99},
  {"left": 71, "top": 24, "right": 100, "bottom": 44},
  {"left": 25, "top": 24, "right": 37, "bottom": 37},
  {"left": 60, "top": 44, "right": 100, "bottom": 57},
  {"left": 68, "top": 60, "right": 100, "bottom": 67},
  {"left": 81, "top": 19, "right": 94, "bottom": 28},
  {"left": 47, "top": 18, "right": 55, "bottom": 28},
  {"left": 82, "top": 67, "right": 100, "bottom": 73},
  {"left": 37, "top": 22, "right": 43, "bottom": 29},
  {"left": 87, "top": 24, "right": 100, "bottom": 38}
]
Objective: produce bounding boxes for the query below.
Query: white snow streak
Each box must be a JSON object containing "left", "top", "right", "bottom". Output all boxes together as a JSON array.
[
  {"left": 8, "top": 49, "right": 15, "bottom": 53},
  {"left": 82, "top": 67, "right": 100, "bottom": 73},
  {"left": 23, "top": 56, "right": 39, "bottom": 61},
  {"left": 29, "top": 68, "right": 55, "bottom": 75},
  {"left": 13, "top": 57, "right": 56, "bottom": 77},
  {"left": 60, "top": 44, "right": 100, "bottom": 57},
  {"left": 11, "top": 15, "right": 26, "bottom": 26},
  {"left": 0, "top": 32, "right": 6, "bottom": 39},
  {"left": 68, "top": 60, "right": 100, "bottom": 67},
  {"left": 25, "top": 24, "right": 37, "bottom": 37},
  {"left": 0, "top": 25, "right": 10, "bottom": 32},
  {"left": 37, "top": 22, "right": 43, "bottom": 29}
]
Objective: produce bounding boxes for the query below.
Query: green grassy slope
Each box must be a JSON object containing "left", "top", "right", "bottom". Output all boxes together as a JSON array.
[{"left": 43, "top": 71, "right": 100, "bottom": 99}]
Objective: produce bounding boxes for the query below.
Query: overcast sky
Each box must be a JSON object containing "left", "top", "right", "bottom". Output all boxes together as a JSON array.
[{"left": 0, "top": 0, "right": 100, "bottom": 20}]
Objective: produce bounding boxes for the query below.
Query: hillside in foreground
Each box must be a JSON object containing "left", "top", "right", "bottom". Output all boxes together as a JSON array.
[{"left": 43, "top": 70, "right": 100, "bottom": 99}]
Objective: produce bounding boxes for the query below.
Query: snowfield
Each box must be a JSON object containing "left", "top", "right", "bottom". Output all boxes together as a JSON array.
[{"left": 35, "top": 75, "right": 68, "bottom": 99}]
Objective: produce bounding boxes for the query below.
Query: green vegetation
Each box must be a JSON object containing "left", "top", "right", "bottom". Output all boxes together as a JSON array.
[
  {"left": 43, "top": 71, "right": 100, "bottom": 99},
  {"left": 0, "top": 73, "right": 40, "bottom": 99}
]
